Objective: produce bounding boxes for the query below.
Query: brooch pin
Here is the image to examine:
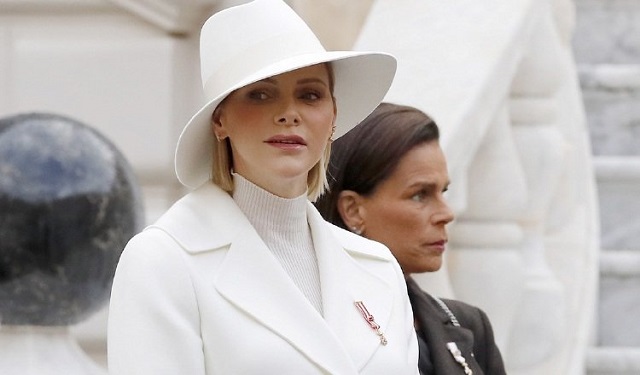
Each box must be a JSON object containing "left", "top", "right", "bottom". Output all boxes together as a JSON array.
[
  {"left": 446, "top": 342, "right": 472, "bottom": 375},
  {"left": 354, "top": 301, "right": 388, "bottom": 345}
]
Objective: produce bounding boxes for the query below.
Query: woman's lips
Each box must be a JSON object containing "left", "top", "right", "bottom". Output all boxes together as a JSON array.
[
  {"left": 426, "top": 240, "right": 447, "bottom": 253},
  {"left": 265, "top": 135, "right": 306, "bottom": 150}
]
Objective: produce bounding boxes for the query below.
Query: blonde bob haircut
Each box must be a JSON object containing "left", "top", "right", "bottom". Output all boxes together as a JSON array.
[{"left": 210, "top": 63, "right": 335, "bottom": 202}]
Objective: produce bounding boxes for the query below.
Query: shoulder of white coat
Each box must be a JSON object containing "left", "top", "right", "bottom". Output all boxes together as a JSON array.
[
  {"left": 118, "top": 226, "right": 186, "bottom": 267},
  {"left": 327, "top": 223, "right": 395, "bottom": 262}
]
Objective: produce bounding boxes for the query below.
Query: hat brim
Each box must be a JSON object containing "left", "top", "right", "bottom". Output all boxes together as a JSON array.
[{"left": 175, "top": 51, "right": 396, "bottom": 189}]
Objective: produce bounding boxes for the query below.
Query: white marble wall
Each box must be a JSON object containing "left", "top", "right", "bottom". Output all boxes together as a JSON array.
[
  {"left": 580, "top": 65, "right": 640, "bottom": 249},
  {"left": 572, "top": 0, "right": 640, "bottom": 363},
  {"left": 595, "top": 158, "right": 640, "bottom": 250},
  {"left": 573, "top": 0, "right": 640, "bottom": 64},
  {"left": 599, "top": 253, "right": 640, "bottom": 346},
  {"left": 594, "top": 157, "right": 640, "bottom": 347},
  {"left": 579, "top": 65, "right": 640, "bottom": 157}
]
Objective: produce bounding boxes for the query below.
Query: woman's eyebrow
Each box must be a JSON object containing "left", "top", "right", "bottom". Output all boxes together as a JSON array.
[
  {"left": 255, "top": 77, "right": 328, "bottom": 87},
  {"left": 407, "top": 180, "right": 437, "bottom": 190},
  {"left": 257, "top": 77, "right": 277, "bottom": 84},
  {"left": 407, "top": 179, "right": 450, "bottom": 192},
  {"left": 297, "top": 77, "right": 328, "bottom": 86}
]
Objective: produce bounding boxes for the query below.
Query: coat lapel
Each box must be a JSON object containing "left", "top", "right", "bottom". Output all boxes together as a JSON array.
[
  {"left": 308, "top": 204, "right": 394, "bottom": 371},
  {"left": 407, "top": 278, "right": 484, "bottom": 375},
  {"left": 210, "top": 197, "right": 358, "bottom": 374},
  {"left": 151, "top": 183, "right": 243, "bottom": 252}
]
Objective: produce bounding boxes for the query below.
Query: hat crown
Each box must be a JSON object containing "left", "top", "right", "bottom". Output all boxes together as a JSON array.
[{"left": 199, "top": 0, "right": 325, "bottom": 100}]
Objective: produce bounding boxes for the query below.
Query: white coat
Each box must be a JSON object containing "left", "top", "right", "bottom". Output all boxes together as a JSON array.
[{"left": 108, "top": 182, "right": 419, "bottom": 374}]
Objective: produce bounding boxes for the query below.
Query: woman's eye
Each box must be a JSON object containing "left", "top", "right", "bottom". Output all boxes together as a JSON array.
[
  {"left": 248, "top": 90, "right": 269, "bottom": 100},
  {"left": 300, "top": 90, "right": 322, "bottom": 101},
  {"left": 411, "top": 192, "right": 425, "bottom": 202}
]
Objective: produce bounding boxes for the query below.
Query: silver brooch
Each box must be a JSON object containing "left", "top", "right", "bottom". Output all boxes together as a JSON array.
[{"left": 446, "top": 342, "right": 472, "bottom": 374}]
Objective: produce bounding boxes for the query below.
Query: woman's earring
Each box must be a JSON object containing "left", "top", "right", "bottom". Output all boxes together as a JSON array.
[
  {"left": 329, "top": 125, "right": 337, "bottom": 142},
  {"left": 351, "top": 226, "right": 363, "bottom": 235}
]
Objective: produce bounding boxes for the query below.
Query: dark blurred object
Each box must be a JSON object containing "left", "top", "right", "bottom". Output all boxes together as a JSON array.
[{"left": 0, "top": 113, "right": 143, "bottom": 325}]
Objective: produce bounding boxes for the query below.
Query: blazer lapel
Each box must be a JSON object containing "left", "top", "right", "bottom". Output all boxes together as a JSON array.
[
  {"left": 407, "top": 278, "right": 483, "bottom": 375},
  {"left": 308, "top": 204, "right": 394, "bottom": 371},
  {"left": 213, "top": 207, "right": 358, "bottom": 374}
]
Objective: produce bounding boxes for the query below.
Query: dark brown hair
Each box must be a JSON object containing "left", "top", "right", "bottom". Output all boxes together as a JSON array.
[{"left": 315, "top": 102, "right": 440, "bottom": 229}]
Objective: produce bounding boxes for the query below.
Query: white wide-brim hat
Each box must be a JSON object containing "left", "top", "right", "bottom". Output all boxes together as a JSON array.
[{"left": 175, "top": 0, "right": 397, "bottom": 189}]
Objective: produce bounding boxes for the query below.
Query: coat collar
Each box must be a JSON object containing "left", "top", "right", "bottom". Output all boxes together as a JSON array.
[
  {"left": 309, "top": 205, "right": 395, "bottom": 370},
  {"left": 150, "top": 182, "right": 396, "bottom": 373},
  {"left": 406, "top": 277, "right": 483, "bottom": 374},
  {"left": 150, "top": 182, "right": 245, "bottom": 252}
]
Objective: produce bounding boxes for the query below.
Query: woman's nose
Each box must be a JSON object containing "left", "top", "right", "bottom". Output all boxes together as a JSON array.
[
  {"left": 434, "top": 200, "right": 455, "bottom": 225},
  {"left": 274, "top": 101, "right": 301, "bottom": 125}
]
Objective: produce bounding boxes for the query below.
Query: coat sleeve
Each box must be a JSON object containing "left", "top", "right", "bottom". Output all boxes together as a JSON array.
[
  {"left": 475, "top": 307, "right": 507, "bottom": 375},
  {"left": 107, "top": 230, "right": 205, "bottom": 375}
]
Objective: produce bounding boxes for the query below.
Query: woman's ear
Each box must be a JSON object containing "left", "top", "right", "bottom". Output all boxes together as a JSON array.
[
  {"left": 337, "top": 190, "right": 365, "bottom": 233},
  {"left": 332, "top": 96, "right": 337, "bottom": 118},
  {"left": 211, "top": 108, "right": 227, "bottom": 141},
  {"left": 328, "top": 98, "right": 337, "bottom": 142}
]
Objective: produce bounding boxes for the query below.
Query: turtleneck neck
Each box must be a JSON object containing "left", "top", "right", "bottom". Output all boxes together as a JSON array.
[
  {"left": 232, "top": 173, "right": 308, "bottom": 235},
  {"left": 232, "top": 173, "right": 323, "bottom": 315}
]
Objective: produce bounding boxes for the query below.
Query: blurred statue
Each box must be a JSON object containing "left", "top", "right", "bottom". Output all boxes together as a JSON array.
[
  {"left": 0, "top": 113, "right": 143, "bottom": 374},
  {"left": 354, "top": 0, "right": 598, "bottom": 374}
]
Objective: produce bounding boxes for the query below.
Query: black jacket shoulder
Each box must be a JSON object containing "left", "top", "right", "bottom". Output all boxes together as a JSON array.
[{"left": 406, "top": 277, "right": 507, "bottom": 375}]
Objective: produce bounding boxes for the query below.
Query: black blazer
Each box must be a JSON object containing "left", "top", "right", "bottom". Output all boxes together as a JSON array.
[{"left": 406, "top": 277, "right": 507, "bottom": 375}]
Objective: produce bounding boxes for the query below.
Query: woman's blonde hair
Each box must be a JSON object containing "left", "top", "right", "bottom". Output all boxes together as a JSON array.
[{"left": 210, "top": 63, "right": 335, "bottom": 201}]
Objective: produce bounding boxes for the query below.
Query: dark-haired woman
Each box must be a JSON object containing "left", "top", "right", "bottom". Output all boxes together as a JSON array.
[{"left": 316, "top": 102, "right": 507, "bottom": 375}]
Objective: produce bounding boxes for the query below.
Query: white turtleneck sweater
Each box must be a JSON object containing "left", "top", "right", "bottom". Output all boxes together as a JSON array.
[{"left": 232, "top": 174, "right": 323, "bottom": 315}]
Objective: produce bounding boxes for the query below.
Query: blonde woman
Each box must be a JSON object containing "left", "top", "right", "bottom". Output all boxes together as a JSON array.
[{"left": 107, "top": 1, "right": 418, "bottom": 374}]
